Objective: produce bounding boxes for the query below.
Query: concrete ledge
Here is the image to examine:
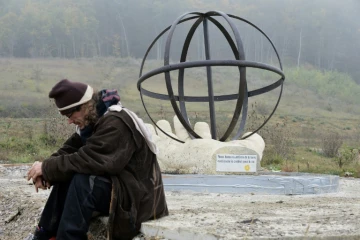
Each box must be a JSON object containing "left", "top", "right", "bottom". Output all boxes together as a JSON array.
[
  {"left": 163, "top": 173, "right": 340, "bottom": 195},
  {"left": 141, "top": 218, "right": 219, "bottom": 240},
  {"left": 140, "top": 217, "right": 360, "bottom": 240}
]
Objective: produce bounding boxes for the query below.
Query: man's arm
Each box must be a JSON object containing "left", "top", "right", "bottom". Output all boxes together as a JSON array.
[
  {"left": 41, "top": 115, "right": 137, "bottom": 183},
  {"left": 50, "top": 132, "right": 83, "bottom": 157},
  {"left": 27, "top": 132, "right": 84, "bottom": 187}
]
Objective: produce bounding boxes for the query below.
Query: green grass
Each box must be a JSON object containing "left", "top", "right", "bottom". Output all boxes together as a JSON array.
[{"left": 276, "top": 147, "right": 360, "bottom": 177}]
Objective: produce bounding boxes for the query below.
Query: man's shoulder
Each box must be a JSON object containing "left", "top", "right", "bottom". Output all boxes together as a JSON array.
[
  {"left": 99, "top": 110, "right": 133, "bottom": 126},
  {"left": 104, "top": 110, "right": 130, "bottom": 120}
]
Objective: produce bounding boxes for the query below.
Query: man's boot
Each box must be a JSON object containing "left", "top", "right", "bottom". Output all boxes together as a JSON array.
[{"left": 30, "top": 226, "right": 53, "bottom": 240}]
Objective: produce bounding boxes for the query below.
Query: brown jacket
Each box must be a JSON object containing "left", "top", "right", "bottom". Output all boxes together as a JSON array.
[{"left": 42, "top": 111, "right": 168, "bottom": 239}]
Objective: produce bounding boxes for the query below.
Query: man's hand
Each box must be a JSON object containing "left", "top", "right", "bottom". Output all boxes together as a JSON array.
[
  {"left": 27, "top": 161, "right": 43, "bottom": 181},
  {"left": 33, "top": 176, "right": 50, "bottom": 193},
  {"left": 28, "top": 161, "right": 51, "bottom": 192}
]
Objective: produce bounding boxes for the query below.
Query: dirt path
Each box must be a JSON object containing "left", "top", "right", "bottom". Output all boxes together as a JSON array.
[{"left": 1, "top": 165, "right": 360, "bottom": 240}]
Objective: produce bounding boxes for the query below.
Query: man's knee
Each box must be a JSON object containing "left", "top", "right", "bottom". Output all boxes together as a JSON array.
[{"left": 69, "top": 174, "right": 91, "bottom": 192}]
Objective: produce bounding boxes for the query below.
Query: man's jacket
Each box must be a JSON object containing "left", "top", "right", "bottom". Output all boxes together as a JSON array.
[{"left": 41, "top": 110, "right": 169, "bottom": 239}]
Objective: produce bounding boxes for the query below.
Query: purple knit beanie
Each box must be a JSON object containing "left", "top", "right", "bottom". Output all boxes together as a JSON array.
[{"left": 49, "top": 79, "right": 94, "bottom": 115}]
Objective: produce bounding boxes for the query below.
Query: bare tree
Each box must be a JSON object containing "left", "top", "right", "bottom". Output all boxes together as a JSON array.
[{"left": 297, "top": 28, "right": 302, "bottom": 69}]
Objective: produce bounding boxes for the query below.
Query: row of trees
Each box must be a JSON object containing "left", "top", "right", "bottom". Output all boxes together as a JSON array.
[
  {"left": 0, "top": 0, "right": 188, "bottom": 59},
  {"left": 0, "top": 0, "right": 359, "bottom": 81}
]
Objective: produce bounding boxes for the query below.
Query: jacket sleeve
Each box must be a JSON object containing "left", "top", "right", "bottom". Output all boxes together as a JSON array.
[
  {"left": 42, "top": 115, "right": 136, "bottom": 183},
  {"left": 50, "top": 132, "right": 83, "bottom": 157}
]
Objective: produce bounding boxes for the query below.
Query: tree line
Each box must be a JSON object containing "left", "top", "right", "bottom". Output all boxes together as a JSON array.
[{"left": 0, "top": 0, "right": 359, "bottom": 82}]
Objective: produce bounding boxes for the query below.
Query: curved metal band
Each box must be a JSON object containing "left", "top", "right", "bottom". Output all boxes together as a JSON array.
[
  {"left": 177, "top": 17, "right": 204, "bottom": 138},
  {"left": 203, "top": 11, "right": 247, "bottom": 141},
  {"left": 140, "top": 75, "right": 283, "bottom": 102},
  {"left": 207, "top": 15, "right": 248, "bottom": 139},
  {"left": 163, "top": 12, "right": 206, "bottom": 139},
  {"left": 138, "top": 60, "right": 284, "bottom": 86},
  {"left": 139, "top": 15, "right": 200, "bottom": 78}
]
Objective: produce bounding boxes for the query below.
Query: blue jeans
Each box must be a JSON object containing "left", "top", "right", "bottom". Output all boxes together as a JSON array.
[{"left": 38, "top": 174, "right": 112, "bottom": 240}]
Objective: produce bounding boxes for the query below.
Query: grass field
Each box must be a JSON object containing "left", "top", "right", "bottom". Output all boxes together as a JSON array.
[{"left": 0, "top": 57, "right": 359, "bottom": 177}]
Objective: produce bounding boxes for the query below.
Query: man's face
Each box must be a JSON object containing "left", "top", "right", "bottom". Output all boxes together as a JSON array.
[{"left": 66, "top": 106, "right": 88, "bottom": 129}]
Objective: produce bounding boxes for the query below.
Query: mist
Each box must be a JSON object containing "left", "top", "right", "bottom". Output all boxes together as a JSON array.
[{"left": 0, "top": 0, "right": 359, "bottom": 82}]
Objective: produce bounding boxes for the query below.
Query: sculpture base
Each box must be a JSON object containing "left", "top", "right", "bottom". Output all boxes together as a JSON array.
[{"left": 163, "top": 172, "right": 339, "bottom": 195}]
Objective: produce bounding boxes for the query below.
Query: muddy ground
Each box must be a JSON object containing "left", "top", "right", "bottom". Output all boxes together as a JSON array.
[{"left": 1, "top": 164, "right": 360, "bottom": 240}]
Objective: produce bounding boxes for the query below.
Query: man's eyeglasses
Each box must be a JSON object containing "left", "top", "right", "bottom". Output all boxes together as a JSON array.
[
  {"left": 65, "top": 111, "right": 75, "bottom": 118},
  {"left": 65, "top": 105, "right": 82, "bottom": 118}
]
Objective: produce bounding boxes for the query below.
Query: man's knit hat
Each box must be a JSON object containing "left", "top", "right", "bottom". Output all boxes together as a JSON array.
[{"left": 49, "top": 79, "right": 94, "bottom": 115}]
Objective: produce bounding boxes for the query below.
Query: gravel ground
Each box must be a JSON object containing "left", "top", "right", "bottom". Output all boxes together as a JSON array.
[
  {"left": 1, "top": 164, "right": 360, "bottom": 240},
  {"left": 144, "top": 180, "right": 360, "bottom": 239}
]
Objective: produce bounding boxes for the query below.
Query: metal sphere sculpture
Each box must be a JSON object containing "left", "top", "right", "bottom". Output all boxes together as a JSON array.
[{"left": 137, "top": 11, "right": 285, "bottom": 143}]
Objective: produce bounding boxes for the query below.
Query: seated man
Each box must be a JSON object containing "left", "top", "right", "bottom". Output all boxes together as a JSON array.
[{"left": 27, "top": 79, "right": 168, "bottom": 240}]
